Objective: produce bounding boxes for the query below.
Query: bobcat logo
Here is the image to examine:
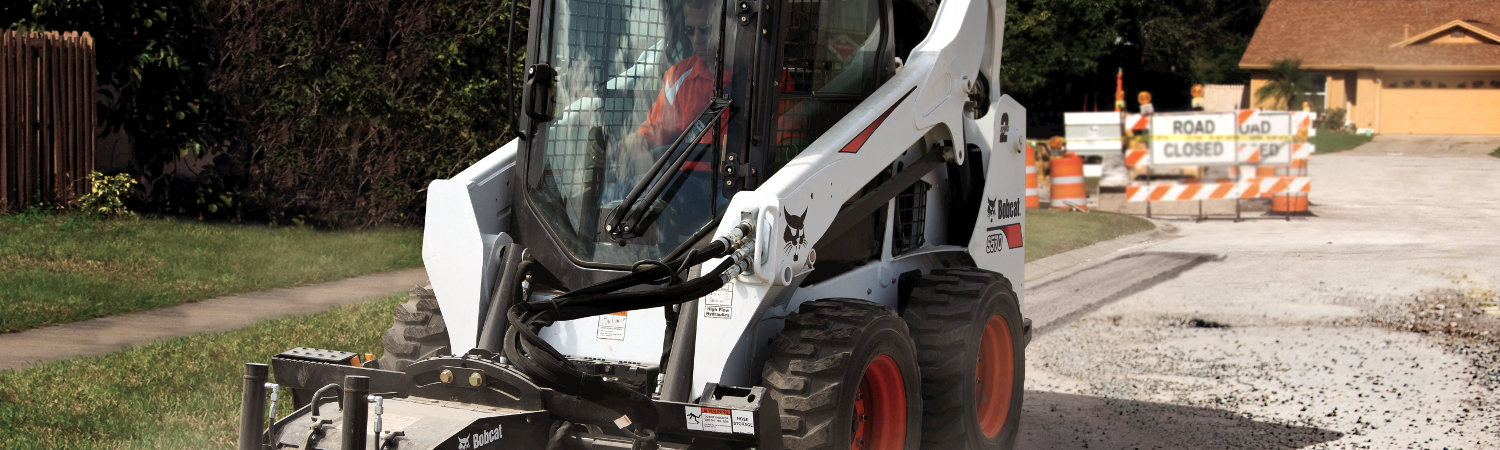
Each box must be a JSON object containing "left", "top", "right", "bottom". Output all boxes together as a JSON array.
[
  {"left": 783, "top": 207, "right": 808, "bottom": 254},
  {"left": 986, "top": 197, "right": 998, "bottom": 220}
]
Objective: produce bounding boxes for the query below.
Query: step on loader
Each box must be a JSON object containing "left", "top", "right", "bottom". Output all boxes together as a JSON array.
[{"left": 239, "top": 0, "right": 1031, "bottom": 447}]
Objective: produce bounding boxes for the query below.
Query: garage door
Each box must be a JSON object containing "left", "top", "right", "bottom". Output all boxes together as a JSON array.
[{"left": 1380, "top": 87, "right": 1500, "bottom": 135}]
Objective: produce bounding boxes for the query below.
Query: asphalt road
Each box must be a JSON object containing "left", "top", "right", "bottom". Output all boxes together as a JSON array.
[{"left": 1017, "top": 135, "right": 1500, "bottom": 449}]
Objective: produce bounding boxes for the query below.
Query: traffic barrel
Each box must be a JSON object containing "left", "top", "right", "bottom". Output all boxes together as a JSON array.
[
  {"left": 1025, "top": 144, "right": 1040, "bottom": 208},
  {"left": 1049, "top": 153, "right": 1087, "bottom": 211},
  {"left": 1272, "top": 158, "right": 1310, "bottom": 213}
]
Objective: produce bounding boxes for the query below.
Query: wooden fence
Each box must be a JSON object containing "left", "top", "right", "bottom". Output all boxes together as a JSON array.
[{"left": 1, "top": 30, "right": 96, "bottom": 212}]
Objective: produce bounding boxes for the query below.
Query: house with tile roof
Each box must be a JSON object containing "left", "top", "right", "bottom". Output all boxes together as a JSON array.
[{"left": 1241, "top": 0, "right": 1500, "bottom": 135}]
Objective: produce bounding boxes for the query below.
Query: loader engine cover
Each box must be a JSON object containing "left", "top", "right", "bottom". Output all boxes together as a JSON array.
[{"left": 269, "top": 397, "right": 550, "bottom": 449}]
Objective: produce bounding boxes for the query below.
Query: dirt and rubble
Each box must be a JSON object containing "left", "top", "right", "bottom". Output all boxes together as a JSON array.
[{"left": 1017, "top": 136, "right": 1500, "bottom": 449}]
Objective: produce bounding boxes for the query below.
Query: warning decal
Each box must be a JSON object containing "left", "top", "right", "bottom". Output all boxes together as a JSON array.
[
  {"left": 684, "top": 407, "right": 735, "bottom": 434},
  {"left": 596, "top": 312, "right": 627, "bottom": 341},
  {"left": 703, "top": 285, "right": 732, "bottom": 319}
]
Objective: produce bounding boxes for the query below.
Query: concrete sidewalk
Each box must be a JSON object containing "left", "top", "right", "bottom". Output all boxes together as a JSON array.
[
  {"left": 0, "top": 268, "right": 427, "bottom": 371},
  {"left": 0, "top": 222, "right": 1173, "bottom": 373}
]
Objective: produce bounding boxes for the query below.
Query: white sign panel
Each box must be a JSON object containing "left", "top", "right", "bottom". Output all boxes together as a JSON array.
[
  {"left": 1148, "top": 112, "right": 1236, "bottom": 166},
  {"left": 1235, "top": 111, "right": 1293, "bottom": 165},
  {"left": 1064, "top": 112, "right": 1123, "bottom": 154}
]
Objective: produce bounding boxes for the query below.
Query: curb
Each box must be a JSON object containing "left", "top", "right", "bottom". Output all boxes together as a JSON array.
[{"left": 1023, "top": 219, "right": 1176, "bottom": 285}]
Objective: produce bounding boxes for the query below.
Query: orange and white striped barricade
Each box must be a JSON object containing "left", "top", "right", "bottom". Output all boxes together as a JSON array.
[
  {"left": 1025, "top": 143, "right": 1040, "bottom": 208},
  {"left": 1125, "top": 113, "right": 1151, "bottom": 133},
  {"left": 1291, "top": 111, "right": 1318, "bottom": 139},
  {"left": 1234, "top": 109, "right": 1293, "bottom": 166},
  {"left": 1126, "top": 177, "right": 1311, "bottom": 203},
  {"left": 1271, "top": 143, "right": 1314, "bottom": 214},
  {"left": 1049, "top": 154, "right": 1087, "bottom": 211},
  {"left": 1140, "top": 112, "right": 1237, "bottom": 218}
]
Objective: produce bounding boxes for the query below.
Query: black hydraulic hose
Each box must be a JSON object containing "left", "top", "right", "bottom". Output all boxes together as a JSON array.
[
  {"left": 501, "top": 219, "right": 750, "bottom": 436},
  {"left": 503, "top": 256, "right": 740, "bottom": 430},
  {"left": 308, "top": 383, "right": 343, "bottom": 418},
  {"left": 554, "top": 238, "right": 728, "bottom": 300},
  {"left": 521, "top": 257, "right": 734, "bottom": 323}
]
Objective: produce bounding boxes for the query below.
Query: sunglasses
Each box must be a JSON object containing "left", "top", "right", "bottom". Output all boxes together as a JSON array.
[{"left": 683, "top": 24, "right": 715, "bottom": 37}]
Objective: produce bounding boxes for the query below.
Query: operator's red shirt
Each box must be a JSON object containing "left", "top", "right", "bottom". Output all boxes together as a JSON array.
[{"left": 637, "top": 56, "right": 719, "bottom": 147}]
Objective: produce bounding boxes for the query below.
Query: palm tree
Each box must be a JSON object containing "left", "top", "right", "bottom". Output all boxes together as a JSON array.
[{"left": 1255, "top": 58, "right": 1315, "bottom": 110}]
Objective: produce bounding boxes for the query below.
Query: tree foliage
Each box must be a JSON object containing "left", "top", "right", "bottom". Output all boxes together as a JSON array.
[
  {"left": 1001, "top": 0, "right": 1270, "bottom": 132},
  {"left": 6, "top": 0, "right": 527, "bottom": 227},
  {"left": 202, "top": 0, "right": 526, "bottom": 227},
  {"left": 7, "top": 0, "right": 1262, "bottom": 226},
  {"left": 1254, "top": 58, "right": 1314, "bottom": 110}
]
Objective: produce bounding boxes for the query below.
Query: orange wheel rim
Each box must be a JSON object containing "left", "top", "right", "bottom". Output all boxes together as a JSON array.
[
  {"left": 852, "top": 354, "right": 906, "bottom": 450},
  {"left": 976, "top": 315, "right": 1014, "bottom": 438}
]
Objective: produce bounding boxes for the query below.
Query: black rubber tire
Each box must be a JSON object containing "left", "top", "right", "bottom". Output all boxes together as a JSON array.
[
  {"left": 762, "top": 298, "right": 923, "bottom": 450},
  {"left": 375, "top": 285, "right": 451, "bottom": 371},
  {"left": 902, "top": 268, "right": 1024, "bottom": 449}
]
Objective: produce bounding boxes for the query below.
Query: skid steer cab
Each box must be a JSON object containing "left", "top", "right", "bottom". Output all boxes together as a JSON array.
[{"left": 239, "top": 0, "right": 1032, "bottom": 447}]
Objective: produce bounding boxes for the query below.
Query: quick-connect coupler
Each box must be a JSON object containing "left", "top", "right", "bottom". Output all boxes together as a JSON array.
[
  {"left": 714, "top": 216, "right": 756, "bottom": 251},
  {"left": 720, "top": 242, "right": 756, "bottom": 282}
]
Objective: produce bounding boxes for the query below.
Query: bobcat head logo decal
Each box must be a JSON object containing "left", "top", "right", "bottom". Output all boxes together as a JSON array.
[
  {"left": 783, "top": 207, "right": 808, "bottom": 254},
  {"left": 986, "top": 197, "right": 998, "bottom": 220}
]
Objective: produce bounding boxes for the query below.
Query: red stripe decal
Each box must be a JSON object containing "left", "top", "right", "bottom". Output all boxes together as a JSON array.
[
  {"left": 1000, "top": 223, "right": 1023, "bottom": 249},
  {"left": 840, "top": 87, "right": 917, "bottom": 154}
]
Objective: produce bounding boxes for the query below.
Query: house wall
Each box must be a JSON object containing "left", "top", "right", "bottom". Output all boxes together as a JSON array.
[
  {"left": 1248, "top": 73, "right": 1275, "bottom": 109},
  {"left": 1351, "top": 70, "right": 1382, "bottom": 130},
  {"left": 1326, "top": 72, "right": 1349, "bottom": 114}
]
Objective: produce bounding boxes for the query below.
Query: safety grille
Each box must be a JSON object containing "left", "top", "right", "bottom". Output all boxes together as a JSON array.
[
  {"left": 893, "top": 180, "right": 929, "bottom": 255},
  {"left": 541, "top": 0, "right": 672, "bottom": 199}
]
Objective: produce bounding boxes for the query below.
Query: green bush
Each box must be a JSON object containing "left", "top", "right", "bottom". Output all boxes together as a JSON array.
[
  {"left": 76, "top": 171, "right": 138, "bottom": 216},
  {"left": 203, "top": 0, "right": 527, "bottom": 227},
  {"left": 1317, "top": 107, "right": 1348, "bottom": 131},
  {"left": 6, "top": 0, "right": 527, "bottom": 228}
]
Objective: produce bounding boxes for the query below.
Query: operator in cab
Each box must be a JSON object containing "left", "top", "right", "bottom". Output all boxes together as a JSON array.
[{"left": 619, "top": 0, "right": 723, "bottom": 154}]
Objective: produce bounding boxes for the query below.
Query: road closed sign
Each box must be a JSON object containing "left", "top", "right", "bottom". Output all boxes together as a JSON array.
[
  {"left": 1148, "top": 112, "right": 1236, "bottom": 166},
  {"left": 1234, "top": 110, "right": 1292, "bottom": 165}
]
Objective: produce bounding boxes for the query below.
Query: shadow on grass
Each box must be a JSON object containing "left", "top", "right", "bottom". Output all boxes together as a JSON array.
[{"left": 1019, "top": 391, "right": 1343, "bottom": 449}]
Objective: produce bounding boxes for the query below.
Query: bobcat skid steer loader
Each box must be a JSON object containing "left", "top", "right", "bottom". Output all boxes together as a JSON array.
[{"left": 238, "top": 0, "right": 1031, "bottom": 447}]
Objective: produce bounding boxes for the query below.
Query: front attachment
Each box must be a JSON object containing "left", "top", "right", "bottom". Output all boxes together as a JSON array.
[{"left": 243, "top": 349, "right": 784, "bottom": 449}]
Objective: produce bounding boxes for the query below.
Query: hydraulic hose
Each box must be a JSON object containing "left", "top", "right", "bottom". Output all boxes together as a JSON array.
[
  {"left": 555, "top": 238, "right": 729, "bottom": 300},
  {"left": 502, "top": 225, "right": 754, "bottom": 433}
]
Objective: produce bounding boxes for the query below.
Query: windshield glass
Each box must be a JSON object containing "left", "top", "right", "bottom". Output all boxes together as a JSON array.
[{"left": 529, "top": 0, "right": 732, "bottom": 265}]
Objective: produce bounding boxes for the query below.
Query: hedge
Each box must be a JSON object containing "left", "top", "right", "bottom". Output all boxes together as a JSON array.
[{"left": 6, "top": 0, "right": 527, "bottom": 227}]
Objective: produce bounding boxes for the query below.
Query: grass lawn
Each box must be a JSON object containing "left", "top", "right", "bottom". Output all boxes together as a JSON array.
[
  {"left": 0, "top": 210, "right": 1150, "bottom": 447},
  {"left": 1025, "top": 208, "right": 1154, "bottom": 262},
  {"left": 0, "top": 295, "right": 399, "bottom": 449},
  {"left": 0, "top": 211, "right": 421, "bottom": 333},
  {"left": 1309, "top": 127, "right": 1373, "bottom": 154}
]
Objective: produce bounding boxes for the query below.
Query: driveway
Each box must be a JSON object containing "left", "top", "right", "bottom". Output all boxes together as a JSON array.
[{"left": 1018, "top": 135, "right": 1500, "bottom": 448}]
